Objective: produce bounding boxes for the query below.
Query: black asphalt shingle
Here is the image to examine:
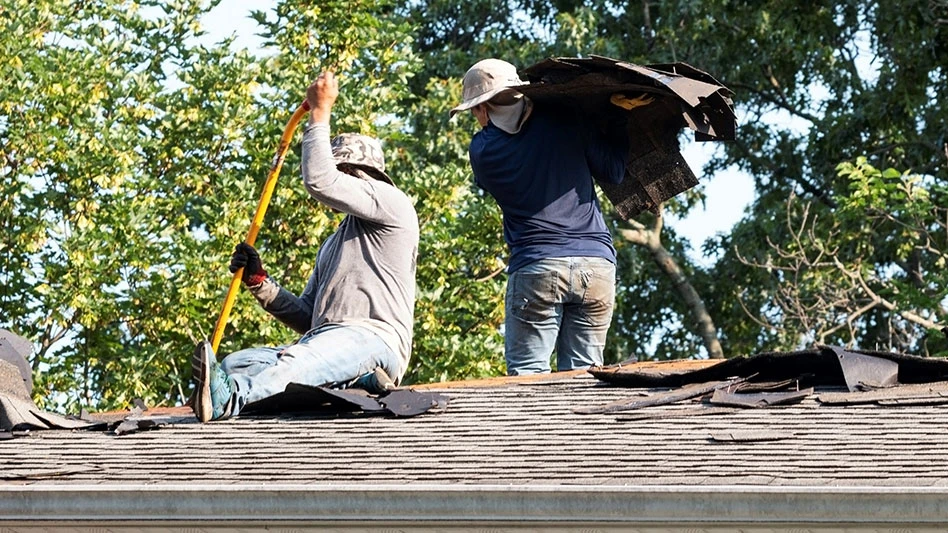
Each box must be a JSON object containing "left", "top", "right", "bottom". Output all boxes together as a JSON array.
[{"left": 4, "top": 372, "right": 948, "bottom": 487}]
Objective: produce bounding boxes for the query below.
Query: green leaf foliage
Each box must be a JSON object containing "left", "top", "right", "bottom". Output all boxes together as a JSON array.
[{"left": 3, "top": 0, "right": 947, "bottom": 411}]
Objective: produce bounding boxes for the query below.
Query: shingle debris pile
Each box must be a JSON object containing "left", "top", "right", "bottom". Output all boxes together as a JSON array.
[
  {"left": 1, "top": 325, "right": 449, "bottom": 438},
  {"left": 241, "top": 383, "right": 450, "bottom": 418},
  {"left": 579, "top": 346, "right": 948, "bottom": 416},
  {"left": 0, "top": 330, "right": 99, "bottom": 438},
  {"left": 518, "top": 55, "right": 736, "bottom": 219}
]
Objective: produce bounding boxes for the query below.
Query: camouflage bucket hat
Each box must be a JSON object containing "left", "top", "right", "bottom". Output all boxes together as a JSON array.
[{"left": 330, "top": 133, "right": 394, "bottom": 186}]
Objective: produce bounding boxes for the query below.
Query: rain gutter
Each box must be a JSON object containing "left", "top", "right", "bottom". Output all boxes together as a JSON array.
[{"left": 2, "top": 484, "right": 947, "bottom": 530}]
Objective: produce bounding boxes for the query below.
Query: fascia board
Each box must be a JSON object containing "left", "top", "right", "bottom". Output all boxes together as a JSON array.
[{"left": 2, "top": 484, "right": 948, "bottom": 528}]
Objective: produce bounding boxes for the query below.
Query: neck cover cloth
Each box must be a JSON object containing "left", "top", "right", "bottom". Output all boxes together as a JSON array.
[{"left": 488, "top": 98, "right": 532, "bottom": 134}]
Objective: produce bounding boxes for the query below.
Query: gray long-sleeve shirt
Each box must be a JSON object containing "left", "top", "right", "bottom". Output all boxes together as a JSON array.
[{"left": 248, "top": 123, "right": 419, "bottom": 375}]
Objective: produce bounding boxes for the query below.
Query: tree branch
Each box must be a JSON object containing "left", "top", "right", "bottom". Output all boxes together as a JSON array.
[
  {"left": 728, "top": 81, "right": 821, "bottom": 124},
  {"left": 475, "top": 265, "right": 505, "bottom": 282},
  {"left": 833, "top": 256, "right": 942, "bottom": 330},
  {"left": 735, "top": 289, "right": 783, "bottom": 333},
  {"left": 618, "top": 207, "right": 724, "bottom": 359}
]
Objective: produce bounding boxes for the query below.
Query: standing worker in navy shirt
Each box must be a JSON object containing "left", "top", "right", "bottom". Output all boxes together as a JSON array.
[{"left": 451, "top": 58, "right": 630, "bottom": 375}]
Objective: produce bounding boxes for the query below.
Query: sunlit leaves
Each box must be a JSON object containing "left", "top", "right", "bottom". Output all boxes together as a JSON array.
[
  {"left": 1, "top": 0, "right": 280, "bottom": 411},
  {"left": 8, "top": 0, "right": 948, "bottom": 413}
]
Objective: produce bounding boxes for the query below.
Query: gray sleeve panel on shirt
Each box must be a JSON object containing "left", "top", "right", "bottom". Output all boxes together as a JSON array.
[
  {"left": 301, "top": 123, "right": 412, "bottom": 228},
  {"left": 247, "top": 272, "right": 316, "bottom": 336},
  {"left": 245, "top": 123, "right": 419, "bottom": 365}
]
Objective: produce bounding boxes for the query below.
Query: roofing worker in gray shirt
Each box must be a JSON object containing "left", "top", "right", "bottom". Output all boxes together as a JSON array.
[
  {"left": 192, "top": 71, "right": 419, "bottom": 423},
  {"left": 452, "top": 59, "right": 629, "bottom": 375}
]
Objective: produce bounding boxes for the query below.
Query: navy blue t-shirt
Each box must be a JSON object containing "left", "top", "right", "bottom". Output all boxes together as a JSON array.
[{"left": 469, "top": 104, "right": 629, "bottom": 273}]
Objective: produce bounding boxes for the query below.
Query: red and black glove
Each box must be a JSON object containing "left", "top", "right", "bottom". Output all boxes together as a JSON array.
[{"left": 229, "top": 242, "right": 268, "bottom": 286}]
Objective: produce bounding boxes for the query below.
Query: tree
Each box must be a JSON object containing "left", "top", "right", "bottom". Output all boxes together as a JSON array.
[
  {"left": 618, "top": 208, "right": 724, "bottom": 359},
  {"left": 1, "top": 0, "right": 275, "bottom": 409},
  {"left": 7, "top": 0, "right": 946, "bottom": 412},
  {"left": 666, "top": 0, "right": 948, "bottom": 355},
  {"left": 733, "top": 159, "right": 947, "bottom": 354}
]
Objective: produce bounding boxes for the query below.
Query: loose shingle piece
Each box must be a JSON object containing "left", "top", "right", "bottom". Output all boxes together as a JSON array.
[
  {"left": 584, "top": 346, "right": 948, "bottom": 413},
  {"left": 0, "top": 329, "right": 32, "bottom": 394},
  {"left": 243, "top": 384, "right": 449, "bottom": 418}
]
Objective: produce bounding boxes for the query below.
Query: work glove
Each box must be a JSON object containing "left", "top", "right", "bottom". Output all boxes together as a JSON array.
[
  {"left": 610, "top": 93, "right": 654, "bottom": 110},
  {"left": 229, "top": 242, "right": 268, "bottom": 286}
]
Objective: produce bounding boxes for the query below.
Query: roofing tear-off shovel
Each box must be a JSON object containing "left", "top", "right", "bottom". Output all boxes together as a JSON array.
[{"left": 209, "top": 100, "right": 311, "bottom": 354}]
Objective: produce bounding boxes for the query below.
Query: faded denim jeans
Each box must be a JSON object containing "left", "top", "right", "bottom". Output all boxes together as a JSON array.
[
  {"left": 219, "top": 324, "right": 402, "bottom": 417},
  {"left": 504, "top": 256, "right": 616, "bottom": 375}
]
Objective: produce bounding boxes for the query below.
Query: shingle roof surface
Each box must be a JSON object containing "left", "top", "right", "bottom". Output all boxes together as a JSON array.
[{"left": 4, "top": 371, "right": 948, "bottom": 488}]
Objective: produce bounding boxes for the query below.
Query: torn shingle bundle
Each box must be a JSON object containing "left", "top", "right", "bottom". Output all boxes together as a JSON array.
[
  {"left": 517, "top": 55, "right": 735, "bottom": 219},
  {"left": 588, "top": 346, "right": 948, "bottom": 388},
  {"left": 0, "top": 359, "right": 101, "bottom": 433},
  {"left": 0, "top": 329, "right": 33, "bottom": 395},
  {"left": 242, "top": 383, "right": 449, "bottom": 419}
]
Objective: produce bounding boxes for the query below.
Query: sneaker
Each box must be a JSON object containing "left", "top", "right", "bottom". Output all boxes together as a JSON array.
[
  {"left": 351, "top": 366, "right": 397, "bottom": 394},
  {"left": 191, "top": 341, "right": 233, "bottom": 423}
]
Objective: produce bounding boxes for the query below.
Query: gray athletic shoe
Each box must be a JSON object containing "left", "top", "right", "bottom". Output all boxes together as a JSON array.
[
  {"left": 351, "top": 367, "right": 397, "bottom": 394},
  {"left": 191, "top": 341, "right": 233, "bottom": 423}
]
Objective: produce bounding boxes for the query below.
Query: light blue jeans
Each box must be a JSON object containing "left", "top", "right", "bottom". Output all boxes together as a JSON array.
[
  {"left": 504, "top": 256, "right": 616, "bottom": 375},
  {"left": 220, "top": 324, "right": 402, "bottom": 417}
]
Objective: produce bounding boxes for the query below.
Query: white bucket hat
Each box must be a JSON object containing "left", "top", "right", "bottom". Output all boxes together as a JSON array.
[{"left": 449, "top": 58, "right": 526, "bottom": 117}]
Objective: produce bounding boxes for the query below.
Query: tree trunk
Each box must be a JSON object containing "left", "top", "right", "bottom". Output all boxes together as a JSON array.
[{"left": 619, "top": 209, "right": 725, "bottom": 359}]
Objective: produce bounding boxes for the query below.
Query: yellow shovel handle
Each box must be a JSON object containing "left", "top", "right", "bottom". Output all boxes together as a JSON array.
[{"left": 210, "top": 100, "right": 311, "bottom": 353}]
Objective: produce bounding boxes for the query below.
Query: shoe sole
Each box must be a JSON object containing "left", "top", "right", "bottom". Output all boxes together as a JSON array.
[{"left": 191, "top": 341, "right": 213, "bottom": 423}]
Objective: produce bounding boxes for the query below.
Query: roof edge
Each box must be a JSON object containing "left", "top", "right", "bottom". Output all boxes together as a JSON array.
[{"left": 3, "top": 484, "right": 948, "bottom": 527}]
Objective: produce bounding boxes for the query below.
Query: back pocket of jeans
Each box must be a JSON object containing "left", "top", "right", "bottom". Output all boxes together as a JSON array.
[
  {"left": 507, "top": 270, "right": 557, "bottom": 323},
  {"left": 578, "top": 269, "right": 616, "bottom": 326}
]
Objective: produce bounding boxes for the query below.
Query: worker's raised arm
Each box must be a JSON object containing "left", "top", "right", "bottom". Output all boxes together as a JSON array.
[{"left": 299, "top": 71, "right": 409, "bottom": 227}]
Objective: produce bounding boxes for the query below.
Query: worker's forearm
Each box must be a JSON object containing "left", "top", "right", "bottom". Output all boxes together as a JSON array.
[
  {"left": 309, "top": 107, "right": 331, "bottom": 125},
  {"left": 248, "top": 278, "right": 313, "bottom": 335}
]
